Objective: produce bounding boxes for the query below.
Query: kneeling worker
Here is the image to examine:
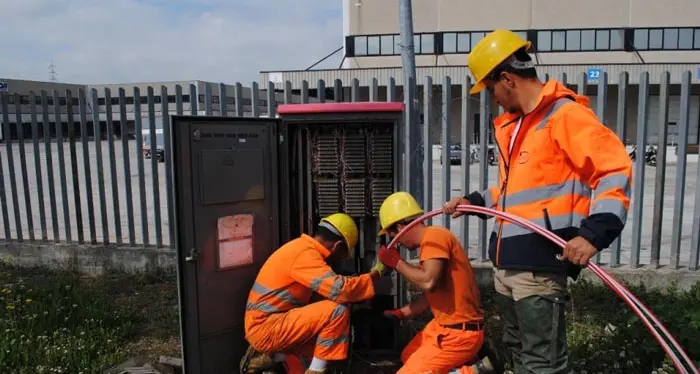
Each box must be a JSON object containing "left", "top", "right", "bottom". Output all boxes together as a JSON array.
[
  {"left": 376, "top": 191, "right": 495, "bottom": 374},
  {"left": 241, "top": 213, "right": 386, "bottom": 374}
]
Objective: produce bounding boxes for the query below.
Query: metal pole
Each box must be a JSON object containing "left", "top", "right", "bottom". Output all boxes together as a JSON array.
[{"left": 398, "top": 0, "right": 422, "bottom": 203}]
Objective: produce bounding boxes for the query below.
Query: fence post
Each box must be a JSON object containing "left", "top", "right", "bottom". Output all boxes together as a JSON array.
[
  {"left": 370, "top": 78, "right": 379, "bottom": 102},
  {"left": 16, "top": 94, "right": 34, "bottom": 241},
  {"left": 441, "top": 76, "right": 452, "bottom": 229},
  {"left": 251, "top": 82, "right": 260, "bottom": 117},
  {"left": 105, "top": 88, "right": 121, "bottom": 245},
  {"left": 78, "top": 89, "right": 96, "bottom": 244},
  {"left": 146, "top": 87, "right": 162, "bottom": 248},
  {"left": 204, "top": 83, "right": 213, "bottom": 116},
  {"left": 478, "top": 89, "right": 490, "bottom": 261},
  {"left": 133, "top": 87, "right": 149, "bottom": 246},
  {"left": 162, "top": 86, "right": 175, "bottom": 248},
  {"left": 423, "top": 76, "right": 433, "bottom": 226},
  {"left": 234, "top": 83, "right": 243, "bottom": 116},
  {"left": 610, "top": 72, "right": 628, "bottom": 267},
  {"left": 630, "top": 72, "right": 649, "bottom": 268},
  {"left": 119, "top": 88, "right": 135, "bottom": 246},
  {"left": 388, "top": 78, "right": 396, "bottom": 103},
  {"left": 650, "top": 72, "right": 670, "bottom": 269},
  {"left": 3, "top": 94, "right": 23, "bottom": 241},
  {"left": 351, "top": 79, "right": 360, "bottom": 102},
  {"left": 461, "top": 76, "right": 473, "bottom": 256},
  {"left": 219, "top": 83, "right": 227, "bottom": 116},
  {"left": 593, "top": 72, "right": 608, "bottom": 264},
  {"left": 317, "top": 80, "right": 325, "bottom": 103},
  {"left": 670, "top": 71, "right": 692, "bottom": 269},
  {"left": 301, "top": 80, "right": 309, "bottom": 104},
  {"left": 30, "top": 92, "right": 48, "bottom": 241},
  {"left": 91, "top": 89, "right": 109, "bottom": 244},
  {"left": 267, "top": 81, "right": 277, "bottom": 117}
]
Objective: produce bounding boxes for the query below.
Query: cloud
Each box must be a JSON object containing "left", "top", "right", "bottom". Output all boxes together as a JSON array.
[{"left": 0, "top": 0, "right": 343, "bottom": 84}]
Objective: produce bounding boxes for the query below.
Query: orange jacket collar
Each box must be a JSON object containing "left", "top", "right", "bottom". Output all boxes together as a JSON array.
[
  {"left": 300, "top": 234, "right": 332, "bottom": 258},
  {"left": 494, "top": 79, "right": 591, "bottom": 128}
]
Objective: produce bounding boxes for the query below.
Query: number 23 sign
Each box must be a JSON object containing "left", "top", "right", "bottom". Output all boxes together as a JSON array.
[{"left": 587, "top": 68, "right": 602, "bottom": 80}]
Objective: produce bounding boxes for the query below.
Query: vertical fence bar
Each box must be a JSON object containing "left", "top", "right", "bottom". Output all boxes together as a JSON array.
[
  {"left": 42, "top": 91, "right": 60, "bottom": 241},
  {"left": 251, "top": 83, "right": 260, "bottom": 118},
  {"left": 284, "top": 81, "right": 292, "bottom": 105},
  {"left": 650, "top": 72, "right": 670, "bottom": 269},
  {"left": 577, "top": 72, "right": 587, "bottom": 96},
  {"left": 423, "top": 76, "right": 433, "bottom": 225},
  {"left": 30, "top": 92, "right": 48, "bottom": 241},
  {"left": 370, "top": 78, "right": 379, "bottom": 102},
  {"left": 219, "top": 83, "right": 227, "bottom": 116},
  {"left": 204, "top": 83, "right": 213, "bottom": 116},
  {"left": 404, "top": 77, "right": 415, "bottom": 193},
  {"left": 441, "top": 77, "right": 452, "bottom": 229},
  {"left": 351, "top": 78, "right": 360, "bottom": 102},
  {"left": 630, "top": 72, "right": 649, "bottom": 268},
  {"left": 593, "top": 72, "right": 608, "bottom": 264},
  {"left": 388, "top": 78, "right": 396, "bottom": 102},
  {"left": 478, "top": 90, "right": 490, "bottom": 261},
  {"left": 78, "top": 89, "right": 96, "bottom": 243},
  {"left": 2, "top": 95, "right": 22, "bottom": 241},
  {"left": 317, "top": 80, "right": 326, "bottom": 103},
  {"left": 162, "top": 86, "right": 175, "bottom": 248},
  {"left": 119, "top": 88, "right": 134, "bottom": 246},
  {"left": 334, "top": 79, "right": 343, "bottom": 102},
  {"left": 234, "top": 83, "right": 243, "bottom": 116},
  {"left": 189, "top": 84, "right": 198, "bottom": 116},
  {"left": 691, "top": 153, "right": 700, "bottom": 270},
  {"left": 147, "top": 87, "right": 162, "bottom": 248},
  {"left": 461, "top": 76, "right": 473, "bottom": 255},
  {"left": 0, "top": 95, "right": 10, "bottom": 240},
  {"left": 267, "top": 82, "right": 277, "bottom": 117},
  {"left": 609, "top": 72, "right": 628, "bottom": 267},
  {"left": 301, "top": 80, "right": 309, "bottom": 104},
  {"left": 134, "top": 87, "right": 149, "bottom": 246},
  {"left": 15, "top": 94, "right": 34, "bottom": 241},
  {"left": 558, "top": 72, "right": 568, "bottom": 85},
  {"left": 52, "top": 90, "right": 69, "bottom": 242},
  {"left": 670, "top": 71, "right": 692, "bottom": 269},
  {"left": 176, "top": 85, "right": 184, "bottom": 115},
  {"left": 104, "top": 88, "right": 121, "bottom": 245},
  {"left": 91, "top": 89, "right": 109, "bottom": 244},
  {"left": 66, "top": 90, "right": 83, "bottom": 244}
]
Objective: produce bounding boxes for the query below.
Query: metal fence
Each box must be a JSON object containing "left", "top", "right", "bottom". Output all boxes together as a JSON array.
[{"left": 0, "top": 70, "right": 699, "bottom": 271}]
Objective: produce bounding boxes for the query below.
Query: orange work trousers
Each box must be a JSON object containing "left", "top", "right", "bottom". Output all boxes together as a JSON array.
[
  {"left": 245, "top": 300, "right": 351, "bottom": 374},
  {"left": 398, "top": 319, "right": 484, "bottom": 374}
]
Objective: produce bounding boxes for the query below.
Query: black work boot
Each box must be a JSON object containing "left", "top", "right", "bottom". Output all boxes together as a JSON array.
[
  {"left": 515, "top": 294, "right": 573, "bottom": 374},
  {"left": 493, "top": 292, "right": 523, "bottom": 372}
]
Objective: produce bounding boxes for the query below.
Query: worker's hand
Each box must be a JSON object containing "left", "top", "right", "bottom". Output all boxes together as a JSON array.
[
  {"left": 371, "top": 259, "right": 387, "bottom": 276},
  {"left": 383, "top": 308, "right": 409, "bottom": 321},
  {"left": 560, "top": 236, "right": 598, "bottom": 266},
  {"left": 378, "top": 246, "right": 402, "bottom": 268},
  {"left": 443, "top": 197, "right": 470, "bottom": 218}
]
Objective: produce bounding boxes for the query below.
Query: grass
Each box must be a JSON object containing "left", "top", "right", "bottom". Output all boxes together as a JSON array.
[{"left": 0, "top": 260, "right": 699, "bottom": 374}]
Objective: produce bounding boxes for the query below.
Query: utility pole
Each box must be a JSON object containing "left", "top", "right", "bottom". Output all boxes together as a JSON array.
[{"left": 398, "top": 0, "right": 423, "bottom": 207}]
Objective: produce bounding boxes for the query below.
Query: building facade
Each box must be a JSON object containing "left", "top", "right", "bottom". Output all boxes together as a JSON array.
[{"left": 261, "top": 0, "right": 700, "bottom": 145}]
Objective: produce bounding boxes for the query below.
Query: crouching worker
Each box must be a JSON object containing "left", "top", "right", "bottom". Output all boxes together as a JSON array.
[
  {"left": 376, "top": 192, "right": 496, "bottom": 374},
  {"left": 240, "top": 213, "right": 386, "bottom": 374}
]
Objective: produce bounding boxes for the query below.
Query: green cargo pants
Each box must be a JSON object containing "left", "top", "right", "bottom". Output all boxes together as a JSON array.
[{"left": 493, "top": 269, "right": 573, "bottom": 374}]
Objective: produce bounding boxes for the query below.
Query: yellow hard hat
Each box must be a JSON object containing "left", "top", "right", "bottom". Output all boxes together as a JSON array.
[
  {"left": 378, "top": 192, "right": 424, "bottom": 235},
  {"left": 468, "top": 29, "right": 532, "bottom": 95},
  {"left": 320, "top": 213, "right": 358, "bottom": 256}
]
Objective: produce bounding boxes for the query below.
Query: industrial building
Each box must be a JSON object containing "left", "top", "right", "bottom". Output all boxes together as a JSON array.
[{"left": 260, "top": 0, "right": 700, "bottom": 146}]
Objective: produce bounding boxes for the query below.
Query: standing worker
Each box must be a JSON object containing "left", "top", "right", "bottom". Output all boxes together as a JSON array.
[
  {"left": 376, "top": 191, "right": 498, "bottom": 374},
  {"left": 240, "top": 213, "right": 387, "bottom": 374},
  {"left": 444, "top": 29, "right": 632, "bottom": 373}
]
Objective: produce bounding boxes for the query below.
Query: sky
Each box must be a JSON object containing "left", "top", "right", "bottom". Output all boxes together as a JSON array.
[{"left": 0, "top": 0, "right": 344, "bottom": 85}]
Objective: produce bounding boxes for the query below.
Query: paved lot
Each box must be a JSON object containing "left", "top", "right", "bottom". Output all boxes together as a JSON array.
[{"left": 0, "top": 141, "right": 698, "bottom": 268}]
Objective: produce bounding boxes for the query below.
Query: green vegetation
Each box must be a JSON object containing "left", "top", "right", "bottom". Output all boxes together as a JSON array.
[{"left": 0, "top": 260, "right": 698, "bottom": 373}]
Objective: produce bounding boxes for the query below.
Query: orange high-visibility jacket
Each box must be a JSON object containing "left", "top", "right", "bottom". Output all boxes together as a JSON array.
[
  {"left": 466, "top": 80, "right": 632, "bottom": 277},
  {"left": 244, "top": 234, "right": 375, "bottom": 327}
]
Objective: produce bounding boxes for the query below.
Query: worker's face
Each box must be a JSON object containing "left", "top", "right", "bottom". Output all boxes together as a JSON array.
[
  {"left": 326, "top": 240, "right": 348, "bottom": 263},
  {"left": 389, "top": 224, "right": 420, "bottom": 250},
  {"left": 485, "top": 72, "right": 520, "bottom": 114}
]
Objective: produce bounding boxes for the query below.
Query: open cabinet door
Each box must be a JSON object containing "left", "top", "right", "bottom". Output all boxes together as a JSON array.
[{"left": 171, "top": 116, "right": 280, "bottom": 374}]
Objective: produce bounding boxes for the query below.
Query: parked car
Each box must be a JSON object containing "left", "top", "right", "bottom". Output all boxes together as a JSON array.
[
  {"left": 440, "top": 144, "right": 462, "bottom": 165},
  {"left": 143, "top": 131, "right": 165, "bottom": 163}
]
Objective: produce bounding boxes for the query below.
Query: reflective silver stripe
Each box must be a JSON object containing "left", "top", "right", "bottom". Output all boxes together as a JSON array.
[
  {"left": 246, "top": 301, "right": 280, "bottom": 313},
  {"left": 535, "top": 97, "right": 574, "bottom": 131},
  {"left": 330, "top": 303, "right": 348, "bottom": 320},
  {"left": 318, "top": 221, "right": 342, "bottom": 236},
  {"left": 498, "top": 213, "right": 586, "bottom": 239},
  {"left": 251, "top": 282, "right": 303, "bottom": 307},
  {"left": 482, "top": 188, "right": 495, "bottom": 207},
  {"left": 591, "top": 198, "right": 628, "bottom": 222},
  {"left": 497, "top": 179, "right": 591, "bottom": 208},
  {"left": 594, "top": 174, "right": 631, "bottom": 199},
  {"left": 317, "top": 333, "right": 349, "bottom": 347},
  {"left": 310, "top": 270, "right": 336, "bottom": 292},
  {"left": 328, "top": 277, "right": 345, "bottom": 300}
]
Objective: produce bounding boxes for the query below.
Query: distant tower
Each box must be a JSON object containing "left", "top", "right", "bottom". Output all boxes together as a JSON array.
[{"left": 49, "top": 61, "right": 57, "bottom": 81}]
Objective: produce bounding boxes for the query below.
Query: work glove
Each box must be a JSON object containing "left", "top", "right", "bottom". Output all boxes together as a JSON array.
[
  {"left": 371, "top": 258, "right": 387, "bottom": 276},
  {"left": 383, "top": 308, "right": 409, "bottom": 321},
  {"left": 378, "top": 245, "right": 402, "bottom": 268}
]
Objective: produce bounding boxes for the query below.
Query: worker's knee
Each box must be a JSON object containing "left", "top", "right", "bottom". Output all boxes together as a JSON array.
[{"left": 327, "top": 302, "right": 350, "bottom": 323}]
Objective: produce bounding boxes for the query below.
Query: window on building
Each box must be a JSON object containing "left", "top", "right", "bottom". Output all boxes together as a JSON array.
[
  {"left": 538, "top": 30, "right": 552, "bottom": 51},
  {"left": 421, "top": 34, "right": 435, "bottom": 54},
  {"left": 610, "top": 29, "right": 624, "bottom": 49},
  {"left": 581, "top": 30, "right": 595, "bottom": 50},
  {"left": 566, "top": 30, "right": 580, "bottom": 51},
  {"left": 596, "top": 30, "right": 610, "bottom": 50},
  {"left": 470, "top": 32, "right": 485, "bottom": 50},
  {"left": 457, "top": 33, "right": 470, "bottom": 52},
  {"left": 443, "top": 33, "right": 456, "bottom": 53},
  {"left": 664, "top": 28, "right": 678, "bottom": 49},
  {"left": 367, "top": 36, "right": 380, "bottom": 55},
  {"left": 679, "top": 28, "right": 694, "bottom": 49},
  {"left": 649, "top": 29, "right": 663, "bottom": 49},
  {"left": 634, "top": 29, "right": 648, "bottom": 49},
  {"left": 414, "top": 35, "right": 420, "bottom": 54},
  {"left": 695, "top": 29, "right": 700, "bottom": 49},
  {"left": 354, "top": 36, "right": 367, "bottom": 56},
  {"left": 552, "top": 31, "right": 566, "bottom": 51},
  {"left": 381, "top": 35, "right": 394, "bottom": 55}
]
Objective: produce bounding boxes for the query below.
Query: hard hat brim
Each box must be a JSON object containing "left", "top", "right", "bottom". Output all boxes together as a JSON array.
[{"left": 469, "top": 40, "right": 532, "bottom": 96}]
